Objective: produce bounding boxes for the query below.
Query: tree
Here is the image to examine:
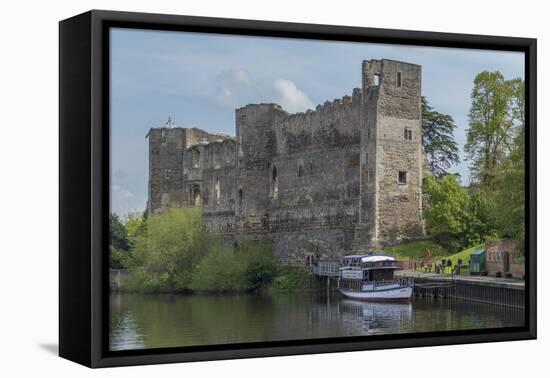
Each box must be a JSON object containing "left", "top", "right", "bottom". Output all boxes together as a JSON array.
[
  {"left": 493, "top": 131, "right": 525, "bottom": 251},
  {"left": 124, "top": 210, "right": 147, "bottom": 249},
  {"left": 129, "top": 207, "right": 217, "bottom": 292},
  {"left": 465, "top": 71, "right": 516, "bottom": 188},
  {"left": 421, "top": 97, "right": 460, "bottom": 177},
  {"left": 423, "top": 175, "right": 496, "bottom": 252},
  {"left": 110, "top": 213, "right": 130, "bottom": 269},
  {"left": 423, "top": 175, "right": 471, "bottom": 251},
  {"left": 109, "top": 213, "right": 129, "bottom": 251}
]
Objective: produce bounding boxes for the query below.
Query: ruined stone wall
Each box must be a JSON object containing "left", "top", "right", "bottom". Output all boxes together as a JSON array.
[
  {"left": 234, "top": 93, "right": 363, "bottom": 263},
  {"left": 148, "top": 126, "right": 235, "bottom": 213}
]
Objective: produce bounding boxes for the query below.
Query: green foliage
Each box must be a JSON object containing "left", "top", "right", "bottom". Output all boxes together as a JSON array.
[
  {"left": 271, "top": 268, "right": 311, "bottom": 292},
  {"left": 493, "top": 131, "right": 525, "bottom": 251},
  {"left": 123, "top": 208, "right": 277, "bottom": 293},
  {"left": 190, "top": 238, "right": 276, "bottom": 292},
  {"left": 110, "top": 213, "right": 129, "bottom": 252},
  {"left": 383, "top": 240, "right": 448, "bottom": 260},
  {"left": 465, "top": 71, "right": 523, "bottom": 188},
  {"left": 466, "top": 189, "right": 498, "bottom": 246},
  {"left": 189, "top": 247, "right": 249, "bottom": 292},
  {"left": 443, "top": 244, "right": 484, "bottom": 267},
  {"left": 423, "top": 175, "right": 496, "bottom": 252},
  {"left": 421, "top": 97, "right": 460, "bottom": 177},
  {"left": 128, "top": 207, "right": 217, "bottom": 292},
  {"left": 109, "top": 213, "right": 131, "bottom": 269},
  {"left": 463, "top": 71, "right": 525, "bottom": 250},
  {"left": 124, "top": 211, "right": 147, "bottom": 249},
  {"left": 110, "top": 245, "right": 132, "bottom": 269}
]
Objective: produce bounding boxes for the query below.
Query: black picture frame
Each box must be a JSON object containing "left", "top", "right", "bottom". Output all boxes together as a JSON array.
[{"left": 59, "top": 9, "right": 537, "bottom": 368}]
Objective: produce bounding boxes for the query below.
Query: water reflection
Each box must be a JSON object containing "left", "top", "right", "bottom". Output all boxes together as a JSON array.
[{"left": 110, "top": 293, "right": 524, "bottom": 351}]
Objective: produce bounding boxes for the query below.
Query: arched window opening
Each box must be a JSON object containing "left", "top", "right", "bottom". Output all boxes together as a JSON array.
[
  {"left": 297, "top": 163, "right": 304, "bottom": 178},
  {"left": 192, "top": 186, "right": 201, "bottom": 207},
  {"left": 193, "top": 149, "right": 201, "bottom": 168}
]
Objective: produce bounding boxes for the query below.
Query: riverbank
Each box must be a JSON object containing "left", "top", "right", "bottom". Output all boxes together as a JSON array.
[{"left": 110, "top": 267, "right": 324, "bottom": 294}]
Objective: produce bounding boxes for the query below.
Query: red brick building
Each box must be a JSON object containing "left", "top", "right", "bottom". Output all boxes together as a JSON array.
[{"left": 485, "top": 239, "right": 524, "bottom": 278}]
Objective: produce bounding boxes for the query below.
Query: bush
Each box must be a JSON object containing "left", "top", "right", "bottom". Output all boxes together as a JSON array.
[
  {"left": 128, "top": 207, "right": 217, "bottom": 292},
  {"left": 271, "top": 268, "right": 312, "bottom": 292},
  {"left": 190, "top": 238, "right": 276, "bottom": 292},
  {"left": 110, "top": 245, "right": 131, "bottom": 269},
  {"left": 120, "top": 208, "right": 278, "bottom": 293}
]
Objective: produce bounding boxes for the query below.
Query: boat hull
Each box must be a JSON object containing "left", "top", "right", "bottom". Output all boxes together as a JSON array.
[{"left": 339, "top": 285, "right": 413, "bottom": 302}]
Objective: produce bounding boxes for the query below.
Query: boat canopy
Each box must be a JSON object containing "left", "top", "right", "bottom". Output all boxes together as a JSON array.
[
  {"left": 361, "top": 254, "right": 395, "bottom": 263},
  {"left": 342, "top": 254, "right": 396, "bottom": 263}
]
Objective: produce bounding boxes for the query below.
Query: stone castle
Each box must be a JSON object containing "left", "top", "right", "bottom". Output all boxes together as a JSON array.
[{"left": 147, "top": 59, "right": 426, "bottom": 265}]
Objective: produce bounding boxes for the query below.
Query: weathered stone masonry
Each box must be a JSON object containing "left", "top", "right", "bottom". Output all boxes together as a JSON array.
[{"left": 147, "top": 59, "right": 426, "bottom": 265}]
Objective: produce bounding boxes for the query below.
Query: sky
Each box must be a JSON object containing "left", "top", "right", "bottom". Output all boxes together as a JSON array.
[{"left": 110, "top": 28, "right": 524, "bottom": 217}]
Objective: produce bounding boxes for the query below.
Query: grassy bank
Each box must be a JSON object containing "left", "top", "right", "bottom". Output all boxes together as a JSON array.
[
  {"left": 444, "top": 244, "right": 484, "bottom": 266},
  {"left": 382, "top": 239, "right": 483, "bottom": 267},
  {"left": 382, "top": 240, "right": 449, "bottom": 260}
]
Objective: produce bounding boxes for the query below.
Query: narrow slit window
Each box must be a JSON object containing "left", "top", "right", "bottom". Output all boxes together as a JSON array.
[
  {"left": 271, "top": 166, "right": 278, "bottom": 199},
  {"left": 397, "top": 72, "right": 402, "bottom": 87},
  {"left": 398, "top": 171, "right": 407, "bottom": 185},
  {"left": 214, "top": 176, "right": 220, "bottom": 204}
]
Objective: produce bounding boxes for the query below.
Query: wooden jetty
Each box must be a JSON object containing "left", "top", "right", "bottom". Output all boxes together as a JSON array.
[
  {"left": 395, "top": 270, "right": 525, "bottom": 310},
  {"left": 312, "top": 263, "right": 525, "bottom": 309}
]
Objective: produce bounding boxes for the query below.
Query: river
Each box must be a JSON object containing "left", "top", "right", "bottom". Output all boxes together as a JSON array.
[{"left": 110, "top": 292, "right": 524, "bottom": 351}]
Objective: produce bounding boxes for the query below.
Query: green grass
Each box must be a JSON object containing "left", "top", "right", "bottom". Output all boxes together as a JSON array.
[
  {"left": 382, "top": 240, "right": 449, "bottom": 260},
  {"left": 443, "top": 244, "right": 484, "bottom": 266},
  {"left": 382, "top": 240, "right": 483, "bottom": 276}
]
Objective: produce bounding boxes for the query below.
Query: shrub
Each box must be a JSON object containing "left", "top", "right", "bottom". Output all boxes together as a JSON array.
[
  {"left": 190, "top": 237, "right": 276, "bottom": 292},
  {"left": 129, "top": 207, "right": 217, "bottom": 292}
]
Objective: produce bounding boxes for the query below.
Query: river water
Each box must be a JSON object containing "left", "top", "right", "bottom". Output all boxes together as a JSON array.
[{"left": 110, "top": 292, "right": 524, "bottom": 351}]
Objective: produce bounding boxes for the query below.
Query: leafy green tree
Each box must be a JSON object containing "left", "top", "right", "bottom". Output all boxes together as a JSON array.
[
  {"left": 424, "top": 174, "right": 500, "bottom": 252},
  {"left": 124, "top": 211, "right": 147, "bottom": 249},
  {"left": 466, "top": 189, "right": 497, "bottom": 246},
  {"left": 110, "top": 213, "right": 129, "bottom": 251},
  {"left": 424, "top": 175, "right": 471, "bottom": 251},
  {"left": 421, "top": 97, "right": 460, "bottom": 177},
  {"left": 110, "top": 213, "right": 130, "bottom": 268},
  {"left": 129, "top": 207, "right": 217, "bottom": 292},
  {"left": 465, "top": 71, "right": 516, "bottom": 188},
  {"left": 508, "top": 78, "right": 525, "bottom": 131},
  {"left": 493, "top": 131, "right": 525, "bottom": 251}
]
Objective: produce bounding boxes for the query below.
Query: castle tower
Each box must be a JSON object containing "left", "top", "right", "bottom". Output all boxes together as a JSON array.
[
  {"left": 356, "top": 59, "right": 425, "bottom": 250},
  {"left": 234, "top": 103, "right": 287, "bottom": 237},
  {"left": 146, "top": 120, "right": 187, "bottom": 213}
]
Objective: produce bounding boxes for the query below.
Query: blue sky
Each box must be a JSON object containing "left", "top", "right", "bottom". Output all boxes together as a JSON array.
[{"left": 110, "top": 28, "right": 524, "bottom": 217}]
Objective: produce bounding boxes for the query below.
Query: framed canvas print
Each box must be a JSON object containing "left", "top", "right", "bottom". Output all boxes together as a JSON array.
[{"left": 59, "top": 10, "right": 536, "bottom": 368}]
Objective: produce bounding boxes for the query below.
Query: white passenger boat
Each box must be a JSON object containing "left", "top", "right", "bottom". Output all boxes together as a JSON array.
[{"left": 338, "top": 253, "right": 413, "bottom": 302}]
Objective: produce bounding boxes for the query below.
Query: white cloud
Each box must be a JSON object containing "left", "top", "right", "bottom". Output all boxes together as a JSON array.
[
  {"left": 273, "top": 79, "right": 314, "bottom": 113},
  {"left": 214, "top": 69, "right": 252, "bottom": 109},
  {"left": 110, "top": 185, "right": 139, "bottom": 216}
]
